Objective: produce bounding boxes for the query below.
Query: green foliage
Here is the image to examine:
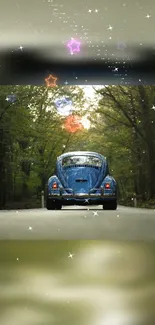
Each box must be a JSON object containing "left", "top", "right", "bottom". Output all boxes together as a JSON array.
[
  {"left": 0, "top": 85, "right": 86, "bottom": 207},
  {"left": 87, "top": 85, "right": 155, "bottom": 202}
]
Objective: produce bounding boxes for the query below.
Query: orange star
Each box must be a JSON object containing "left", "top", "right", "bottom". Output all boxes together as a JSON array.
[{"left": 45, "top": 74, "right": 57, "bottom": 87}]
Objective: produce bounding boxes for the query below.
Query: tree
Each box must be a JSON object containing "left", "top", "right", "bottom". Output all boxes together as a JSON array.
[
  {"left": 87, "top": 85, "right": 155, "bottom": 201},
  {"left": 0, "top": 85, "right": 86, "bottom": 208}
]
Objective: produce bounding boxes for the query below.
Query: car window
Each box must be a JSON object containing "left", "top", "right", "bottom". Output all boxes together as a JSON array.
[{"left": 62, "top": 155, "right": 102, "bottom": 167}]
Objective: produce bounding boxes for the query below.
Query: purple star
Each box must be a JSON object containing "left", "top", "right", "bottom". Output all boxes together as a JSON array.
[
  {"left": 67, "top": 38, "right": 81, "bottom": 54},
  {"left": 117, "top": 41, "right": 127, "bottom": 50}
]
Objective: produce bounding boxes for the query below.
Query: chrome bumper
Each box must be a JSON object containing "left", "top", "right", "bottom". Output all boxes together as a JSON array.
[
  {"left": 48, "top": 193, "right": 116, "bottom": 199},
  {"left": 48, "top": 187, "right": 116, "bottom": 199}
]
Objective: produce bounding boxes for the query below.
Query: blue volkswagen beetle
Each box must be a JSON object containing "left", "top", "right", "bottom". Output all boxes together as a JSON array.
[{"left": 46, "top": 151, "right": 117, "bottom": 210}]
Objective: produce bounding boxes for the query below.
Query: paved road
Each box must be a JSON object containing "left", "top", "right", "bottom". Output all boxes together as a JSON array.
[{"left": 0, "top": 205, "right": 155, "bottom": 240}]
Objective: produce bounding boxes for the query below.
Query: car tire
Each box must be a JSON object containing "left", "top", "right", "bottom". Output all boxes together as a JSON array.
[
  {"left": 103, "top": 200, "right": 117, "bottom": 210},
  {"left": 46, "top": 199, "right": 62, "bottom": 210},
  {"left": 55, "top": 203, "right": 62, "bottom": 210}
]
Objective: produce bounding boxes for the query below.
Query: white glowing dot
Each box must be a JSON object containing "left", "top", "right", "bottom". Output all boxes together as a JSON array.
[
  {"left": 107, "top": 25, "right": 113, "bottom": 30},
  {"left": 93, "top": 211, "right": 98, "bottom": 216},
  {"left": 68, "top": 252, "right": 74, "bottom": 259},
  {"left": 29, "top": 226, "right": 32, "bottom": 230}
]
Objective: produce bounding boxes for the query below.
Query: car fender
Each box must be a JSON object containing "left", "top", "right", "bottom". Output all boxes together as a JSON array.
[
  {"left": 101, "top": 175, "right": 117, "bottom": 193},
  {"left": 48, "top": 175, "right": 63, "bottom": 187},
  {"left": 46, "top": 175, "right": 63, "bottom": 196}
]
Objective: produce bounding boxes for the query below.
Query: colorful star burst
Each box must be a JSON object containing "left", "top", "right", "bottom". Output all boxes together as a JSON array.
[
  {"left": 45, "top": 74, "right": 57, "bottom": 87},
  {"left": 55, "top": 97, "right": 73, "bottom": 116},
  {"left": 117, "top": 41, "right": 127, "bottom": 50},
  {"left": 55, "top": 97, "right": 72, "bottom": 108},
  {"left": 64, "top": 115, "right": 84, "bottom": 133},
  {"left": 6, "top": 94, "right": 17, "bottom": 103},
  {"left": 67, "top": 38, "right": 81, "bottom": 55}
]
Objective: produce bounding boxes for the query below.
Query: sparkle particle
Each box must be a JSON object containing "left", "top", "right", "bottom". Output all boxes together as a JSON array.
[
  {"left": 6, "top": 94, "right": 17, "bottom": 103},
  {"left": 93, "top": 211, "right": 98, "bottom": 217},
  {"left": 107, "top": 25, "right": 113, "bottom": 31},
  {"left": 68, "top": 252, "right": 74, "bottom": 259},
  {"left": 117, "top": 41, "right": 126, "bottom": 50},
  {"left": 55, "top": 97, "right": 73, "bottom": 116},
  {"left": 45, "top": 74, "right": 57, "bottom": 87}
]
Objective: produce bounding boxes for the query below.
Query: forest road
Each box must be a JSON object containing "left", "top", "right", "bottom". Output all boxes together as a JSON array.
[{"left": 0, "top": 205, "right": 155, "bottom": 240}]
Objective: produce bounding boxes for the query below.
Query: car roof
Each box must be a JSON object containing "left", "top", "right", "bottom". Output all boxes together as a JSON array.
[{"left": 57, "top": 151, "right": 106, "bottom": 160}]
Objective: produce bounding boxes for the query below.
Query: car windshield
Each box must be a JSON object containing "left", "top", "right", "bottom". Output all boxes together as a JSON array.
[{"left": 62, "top": 155, "right": 102, "bottom": 167}]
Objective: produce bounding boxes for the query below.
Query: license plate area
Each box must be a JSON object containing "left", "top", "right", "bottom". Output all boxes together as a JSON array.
[{"left": 75, "top": 179, "right": 88, "bottom": 182}]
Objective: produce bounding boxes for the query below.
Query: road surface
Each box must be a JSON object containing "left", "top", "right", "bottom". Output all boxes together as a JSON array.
[{"left": 0, "top": 205, "right": 155, "bottom": 240}]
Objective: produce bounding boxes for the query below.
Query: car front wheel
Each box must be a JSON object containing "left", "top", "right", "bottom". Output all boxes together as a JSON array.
[
  {"left": 46, "top": 199, "right": 62, "bottom": 210},
  {"left": 103, "top": 200, "right": 117, "bottom": 210}
]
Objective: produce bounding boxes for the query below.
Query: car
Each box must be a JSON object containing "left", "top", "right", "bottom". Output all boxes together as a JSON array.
[{"left": 46, "top": 151, "right": 117, "bottom": 210}]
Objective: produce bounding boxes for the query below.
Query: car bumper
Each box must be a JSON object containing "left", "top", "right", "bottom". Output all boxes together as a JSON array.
[
  {"left": 47, "top": 192, "right": 117, "bottom": 205},
  {"left": 48, "top": 193, "right": 116, "bottom": 198}
]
